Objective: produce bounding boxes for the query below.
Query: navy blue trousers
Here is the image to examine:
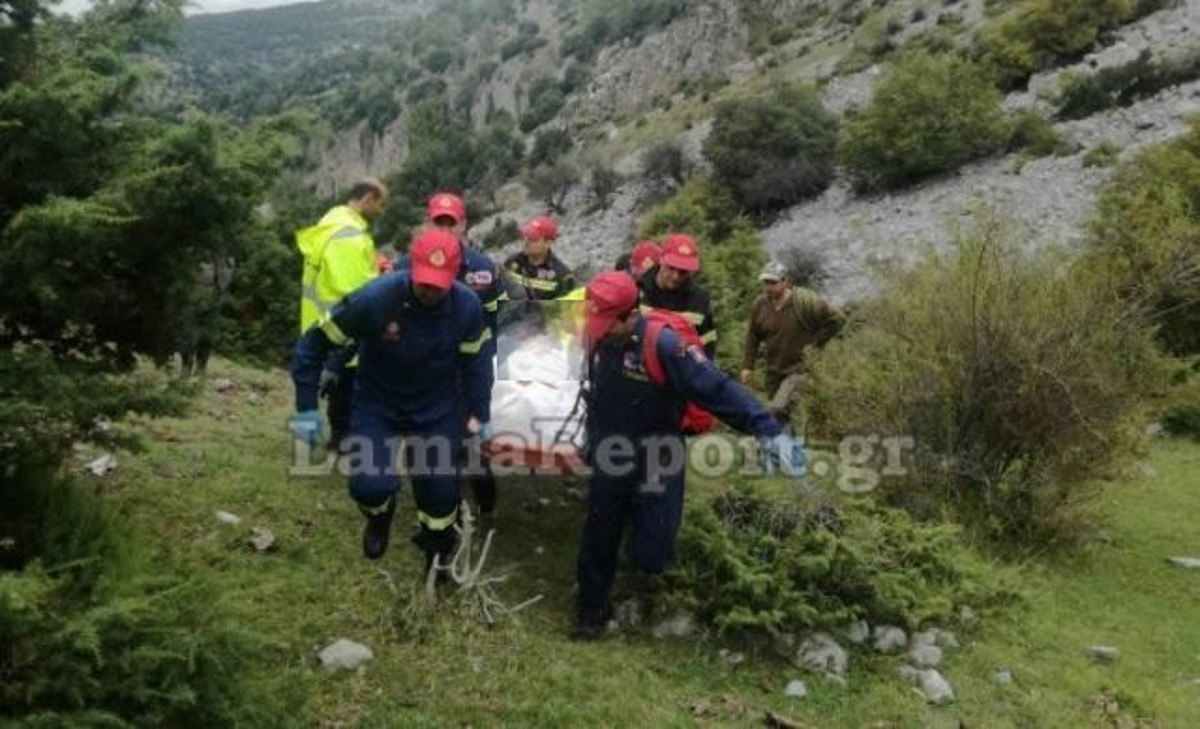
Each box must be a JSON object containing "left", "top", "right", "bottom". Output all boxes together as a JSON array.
[
  {"left": 575, "top": 469, "right": 686, "bottom": 623},
  {"left": 344, "top": 407, "right": 462, "bottom": 531}
]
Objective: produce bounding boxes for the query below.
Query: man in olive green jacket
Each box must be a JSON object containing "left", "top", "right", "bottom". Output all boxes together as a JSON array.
[{"left": 740, "top": 261, "right": 843, "bottom": 425}]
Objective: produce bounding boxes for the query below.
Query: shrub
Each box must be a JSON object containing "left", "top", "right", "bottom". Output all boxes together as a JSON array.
[
  {"left": 1161, "top": 371, "right": 1200, "bottom": 439},
  {"left": 561, "top": 0, "right": 687, "bottom": 61},
  {"left": 982, "top": 0, "right": 1136, "bottom": 87},
  {"left": 420, "top": 46, "right": 457, "bottom": 73},
  {"left": 636, "top": 177, "right": 742, "bottom": 245},
  {"left": 585, "top": 158, "right": 621, "bottom": 212},
  {"left": 703, "top": 82, "right": 839, "bottom": 213},
  {"left": 479, "top": 217, "right": 521, "bottom": 250},
  {"left": 1086, "top": 120, "right": 1200, "bottom": 356},
  {"left": 841, "top": 51, "right": 1009, "bottom": 192},
  {"left": 1056, "top": 50, "right": 1200, "bottom": 121},
  {"left": 528, "top": 127, "right": 573, "bottom": 167},
  {"left": 807, "top": 214, "right": 1169, "bottom": 544},
  {"left": 1, "top": 473, "right": 289, "bottom": 725},
  {"left": 664, "top": 487, "right": 1015, "bottom": 635},
  {"left": 527, "top": 162, "right": 578, "bottom": 214},
  {"left": 777, "top": 247, "right": 830, "bottom": 289},
  {"left": 560, "top": 62, "right": 591, "bottom": 94},
  {"left": 835, "top": 11, "right": 896, "bottom": 74},
  {"left": 519, "top": 77, "right": 566, "bottom": 132},
  {"left": 1006, "top": 108, "right": 1074, "bottom": 157},
  {"left": 640, "top": 139, "right": 692, "bottom": 188},
  {"left": 1082, "top": 140, "right": 1121, "bottom": 168},
  {"left": 1163, "top": 402, "right": 1200, "bottom": 438}
]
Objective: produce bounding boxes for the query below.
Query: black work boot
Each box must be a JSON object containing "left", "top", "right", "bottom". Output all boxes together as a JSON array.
[
  {"left": 358, "top": 498, "right": 396, "bottom": 560},
  {"left": 570, "top": 602, "right": 613, "bottom": 642},
  {"left": 469, "top": 472, "right": 497, "bottom": 516}
]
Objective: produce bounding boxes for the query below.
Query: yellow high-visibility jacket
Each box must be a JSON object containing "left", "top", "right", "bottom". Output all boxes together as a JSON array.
[{"left": 296, "top": 205, "right": 377, "bottom": 333}]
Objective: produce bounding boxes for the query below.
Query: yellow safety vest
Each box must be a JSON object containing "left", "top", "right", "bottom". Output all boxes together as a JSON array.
[{"left": 296, "top": 205, "right": 377, "bottom": 333}]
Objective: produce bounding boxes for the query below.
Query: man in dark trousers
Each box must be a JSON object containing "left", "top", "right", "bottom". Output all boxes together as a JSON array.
[
  {"left": 573, "top": 271, "right": 804, "bottom": 640},
  {"left": 740, "top": 260, "right": 843, "bottom": 426},
  {"left": 638, "top": 233, "right": 718, "bottom": 357},
  {"left": 503, "top": 214, "right": 577, "bottom": 300},
  {"left": 396, "top": 192, "right": 510, "bottom": 515},
  {"left": 291, "top": 229, "right": 492, "bottom": 571}
]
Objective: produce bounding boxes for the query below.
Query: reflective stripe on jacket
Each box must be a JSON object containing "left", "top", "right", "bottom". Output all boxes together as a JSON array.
[{"left": 296, "top": 205, "right": 376, "bottom": 332}]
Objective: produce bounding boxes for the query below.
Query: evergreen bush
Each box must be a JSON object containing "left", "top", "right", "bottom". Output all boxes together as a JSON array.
[{"left": 665, "top": 487, "right": 1015, "bottom": 635}]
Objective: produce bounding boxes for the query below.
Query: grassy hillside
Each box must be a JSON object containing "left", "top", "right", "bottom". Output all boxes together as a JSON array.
[{"left": 81, "top": 357, "right": 1200, "bottom": 725}]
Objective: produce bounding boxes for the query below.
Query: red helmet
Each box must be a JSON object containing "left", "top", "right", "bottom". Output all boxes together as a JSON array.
[{"left": 522, "top": 215, "right": 559, "bottom": 241}]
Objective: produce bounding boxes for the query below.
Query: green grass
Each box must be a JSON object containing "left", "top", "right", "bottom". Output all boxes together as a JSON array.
[{"left": 97, "top": 358, "right": 1200, "bottom": 726}]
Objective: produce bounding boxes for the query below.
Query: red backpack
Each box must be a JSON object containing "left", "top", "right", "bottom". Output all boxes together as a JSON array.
[{"left": 640, "top": 310, "right": 717, "bottom": 434}]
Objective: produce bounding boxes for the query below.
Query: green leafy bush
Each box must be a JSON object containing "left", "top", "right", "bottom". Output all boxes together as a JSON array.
[
  {"left": 703, "top": 82, "right": 839, "bottom": 213},
  {"left": 835, "top": 11, "right": 897, "bottom": 74},
  {"left": 665, "top": 487, "right": 1014, "bottom": 635},
  {"left": 499, "top": 22, "right": 547, "bottom": 61},
  {"left": 519, "top": 76, "right": 566, "bottom": 132},
  {"left": 1086, "top": 119, "right": 1200, "bottom": 356},
  {"left": 841, "top": 51, "right": 1009, "bottom": 192},
  {"left": 528, "top": 128, "right": 574, "bottom": 168},
  {"left": 1161, "top": 372, "right": 1200, "bottom": 439},
  {"left": 982, "top": 0, "right": 1137, "bottom": 87},
  {"left": 641, "top": 139, "right": 692, "bottom": 188},
  {"left": 421, "top": 46, "right": 458, "bottom": 73},
  {"left": 1082, "top": 140, "right": 1122, "bottom": 168},
  {"left": 1006, "top": 108, "right": 1074, "bottom": 157},
  {"left": 807, "top": 215, "right": 1169, "bottom": 544},
  {"left": 562, "top": 0, "right": 687, "bottom": 61},
  {"left": 1056, "top": 50, "right": 1200, "bottom": 120}
]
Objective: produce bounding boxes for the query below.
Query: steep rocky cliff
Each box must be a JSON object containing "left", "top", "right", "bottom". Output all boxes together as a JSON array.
[{"left": 180, "top": 0, "right": 1200, "bottom": 302}]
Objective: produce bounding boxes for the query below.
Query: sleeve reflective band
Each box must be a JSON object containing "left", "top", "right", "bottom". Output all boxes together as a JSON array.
[
  {"left": 301, "top": 285, "right": 332, "bottom": 316},
  {"left": 507, "top": 271, "right": 558, "bottom": 292},
  {"left": 484, "top": 298, "right": 499, "bottom": 313},
  {"left": 459, "top": 327, "right": 492, "bottom": 354},
  {"left": 418, "top": 506, "right": 458, "bottom": 531},
  {"left": 320, "top": 316, "right": 351, "bottom": 346},
  {"left": 497, "top": 290, "right": 511, "bottom": 302},
  {"left": 329, "top": 226, "right": 363, "bottom": 241},
  {"left": 700, "top": 329, "right": 718, "bottom": 344}
]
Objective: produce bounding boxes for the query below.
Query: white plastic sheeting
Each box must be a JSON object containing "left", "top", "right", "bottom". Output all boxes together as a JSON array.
[{"left": 489, "top": 302, "right": 587, "bottom": 461}]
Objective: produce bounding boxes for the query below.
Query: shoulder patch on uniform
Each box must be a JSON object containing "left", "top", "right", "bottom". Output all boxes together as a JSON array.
[{"left": 467, "top": 270, "right": 494, "bottom": 288}]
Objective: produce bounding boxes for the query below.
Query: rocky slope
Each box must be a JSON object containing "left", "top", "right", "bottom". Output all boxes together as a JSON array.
[{"left": 500, "top": 0, "right": 1200, "bottom": 304}]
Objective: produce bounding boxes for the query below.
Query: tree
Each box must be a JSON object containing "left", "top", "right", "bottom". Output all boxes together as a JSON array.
[
  {"left": 1, "top": 0, "right": 299, "bottom": 471},
  {"left": 586, "top": 157, "right": 621, "bottom": 212},
  {"left": 702, "top": 82, "right": 838, "bottom": 213},
  {"left": 528, "top": 127, "right": 573, "bottom": 168},
  {"left": 641, "top": 139, "right": 692, "bottom": 188}
]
